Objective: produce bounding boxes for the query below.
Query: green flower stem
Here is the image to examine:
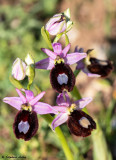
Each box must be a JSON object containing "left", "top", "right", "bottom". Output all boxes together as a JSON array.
[
  {"left": 74, "top": 69, "right": 80, "bottom": 77},
  {"left": 53, "top": 33, "right": 63, "bottom": 43},
  {"left": 92, "top": 120, "right": 112, "bottom": 160},
  {"left": 41, "top": 114, "right": 74, "bottom": 160},
  {"left": 71, "top": 86, "right": 81, "bottom": 100}
]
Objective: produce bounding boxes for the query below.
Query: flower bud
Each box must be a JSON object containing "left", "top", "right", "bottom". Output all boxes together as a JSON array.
[
  {"left": 25, "top": 53, "right": 34, "bottom": 65},
  {"left": 12, "top": 58, "right": 26, "bottom": 81},
  {"left": 45, "top": 13, "right": 67, "bottom": 35},
  {"left": 45, "top": 8, "right": 72, "bottom": 35}
]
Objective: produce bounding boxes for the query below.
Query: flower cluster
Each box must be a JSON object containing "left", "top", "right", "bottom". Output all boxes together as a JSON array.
[{"left": 3, "top": 8, "right": 113, "bottom": 141}]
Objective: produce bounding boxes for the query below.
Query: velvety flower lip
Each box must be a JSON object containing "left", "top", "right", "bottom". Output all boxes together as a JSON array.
[
  {"left": 35, "top": 43, "right": 87, "bottom": 70},
  {"left": 52, "top": 92, "right": 93, "bottom": 130},
  {"left": 13, "top": 110, "right": 38, "bottom": 141},
  {"left": 50, "top": 63, "right": 75, "bottom": 93},
  {"left": 3, "top": 88, "right": 58, "bottom": 115},
  {"left": 67, "top": 110, "right": 96, "bottom": 137}
]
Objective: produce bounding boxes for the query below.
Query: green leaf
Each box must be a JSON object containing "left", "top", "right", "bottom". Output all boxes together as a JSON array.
[
  {"left": 41, "top": 26, "right": 52, "bottom": 49},
  {"left": 9, "top": 76, "right": 23, "bottom": 89},
  {"left": 65, "top": 33, "right": 69, "bottom": 46}
]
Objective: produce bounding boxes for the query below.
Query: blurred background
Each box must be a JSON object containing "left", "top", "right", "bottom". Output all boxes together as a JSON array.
[{"left": 0, "top": 0, "right": 116, "bottom": 160}]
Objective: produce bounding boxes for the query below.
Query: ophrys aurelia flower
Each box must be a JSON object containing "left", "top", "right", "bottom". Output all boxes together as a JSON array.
[
  {"left": 3, "top": 89, "right": 58, "bottom": 141},
  {"left": 52, "top": 92, "right": 96, "bottom": 137}
]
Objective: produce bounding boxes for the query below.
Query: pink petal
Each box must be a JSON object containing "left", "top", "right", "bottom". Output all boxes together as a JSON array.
[
  {"left": 16, "top": 88, "right": 27, "bottom": 103},
  {"left": 3, "top": 97, "right": 22, "bottom": 110},
  {"left": 83, "top": 68, "right": 100, "bottom": 77},
  {"left": 62, "top": 43, "right": 71, "bottom": 57},
  {"left": 64, "top": 52, "right": 87, "bottom": 65},
  {"left": 48, "top": 21, "right": 66, "bottom": 35},
  {"left": 34, "top": 102, "right": 58, "bottom": 114},
  {"left": 45, "top": 14, "right": 62, "bottom": 31},
  {"left": 29, "top": 91, "right": 45, "bottom": 106},
  {"left": 41, "top": 48, "right": 57, "bottom": 59},
  {"left": 53, "top": 106, "right": 67, "bottom": 112},
  {"left": 35, "top": 58, "right": 54, "bottom": 70},
  {"left": 75, "top": 97, "right": 93, "bottom": 110},
  {"left": 56, "top": 92, "right": 70, "bottom": 107},
  {"left": 51, "top": 113, "right": 68, "bottom": 130},
  {"left": 52, "top": 43, "right": 62, "bottom": 55},
  {"left": 23, "top": 90, "right": 34, "bottom": 102}
]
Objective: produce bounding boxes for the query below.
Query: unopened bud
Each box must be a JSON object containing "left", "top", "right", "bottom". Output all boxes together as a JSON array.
[{"left": 12, "top": 58, "right": 26, "bottom": 80}]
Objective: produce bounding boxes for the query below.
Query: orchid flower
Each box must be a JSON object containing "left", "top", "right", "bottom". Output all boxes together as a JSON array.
[
  {"left": 3, "top": 89, "right": 58, "bottom": 141},
  {"left": 76, "top": 46, "right": 113, "bottom": 78},
  {"left": 35, "top": 43, "right": 87, "bottom": 93},
  {"left": 52, "top": 92, "right": 96, "bottom": 137}
]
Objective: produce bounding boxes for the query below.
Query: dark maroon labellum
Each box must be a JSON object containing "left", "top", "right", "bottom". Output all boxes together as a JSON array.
[
  {"left": 50, "top": 63, "right": 75, "bottom": 93},
  {"left": 67, "top": 110, "right": 96, "bottom": 137},
  {"left": 87, "top": 58, "right": 113, "bottom": 78},
  {"left": 13, "top": 110, "right": 38, "bottom": 141}
]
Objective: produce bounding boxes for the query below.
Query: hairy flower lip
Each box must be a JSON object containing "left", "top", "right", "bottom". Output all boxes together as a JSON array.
[
  {"left": 67, "top": 110, "right": 96, "bottom": 137},
  {"left": 13, "top": 110, "right": 38, "bottom": 141},
  {"left": 50, "top": 63, "right": 75, "bottom": 93}
]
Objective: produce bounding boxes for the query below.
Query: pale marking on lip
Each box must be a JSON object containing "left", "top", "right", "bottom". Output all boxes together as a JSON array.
[
  {"left": 79, "top": 117, "right": 91, "bottom": 128},
  {"left": 57, "top": 73, "right": 68, "bottom": 85},
  {"left": 18, "top": 120, "right": 30, "bottom": 134}
]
